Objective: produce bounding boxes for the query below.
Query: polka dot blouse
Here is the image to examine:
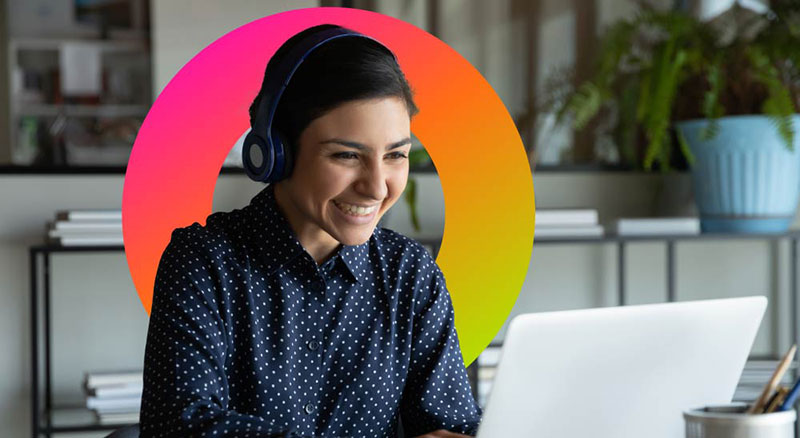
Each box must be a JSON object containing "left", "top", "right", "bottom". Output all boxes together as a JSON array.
[{"left": 139, "top": 185, "right": 482, "bottom": 437}]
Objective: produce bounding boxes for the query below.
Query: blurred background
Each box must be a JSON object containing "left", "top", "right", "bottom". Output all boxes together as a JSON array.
[{"left": 2, "top": 0, "right": 800, "bottom": 436}]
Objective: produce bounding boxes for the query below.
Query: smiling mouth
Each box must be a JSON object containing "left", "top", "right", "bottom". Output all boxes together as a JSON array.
[{"left": 333, "top": 200, "right": 379, "bottom": 217}]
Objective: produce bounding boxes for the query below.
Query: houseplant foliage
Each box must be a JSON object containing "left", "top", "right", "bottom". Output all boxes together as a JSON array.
[
  {"left": 404, "top": 148, "right": 432, "bottom": 232},
  {"left": 551, "top": 2, "right": 800, "bottom": 171}
]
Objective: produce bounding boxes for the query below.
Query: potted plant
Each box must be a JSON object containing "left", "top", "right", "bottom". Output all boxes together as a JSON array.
[
  {"left": 404, "top": 148, "right": 434, "bottom": 232},
  {"left": 377, "top": 146, "right": 432, "bottom": 233},
  {"left": 550, "top": 3, "right": 800, "bottom": 232}
]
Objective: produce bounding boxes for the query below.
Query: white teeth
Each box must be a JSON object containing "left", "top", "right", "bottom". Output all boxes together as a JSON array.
[{"left": 334, "top": 200, "right": 377, "bottom": 216}]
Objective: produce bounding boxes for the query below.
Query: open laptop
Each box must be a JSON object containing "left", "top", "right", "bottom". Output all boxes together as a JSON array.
[{"left": 475, "top": 296, "right": 767, "bottom": 438}]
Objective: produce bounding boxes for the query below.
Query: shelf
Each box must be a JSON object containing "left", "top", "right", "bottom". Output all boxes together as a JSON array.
[
  {"left": 0, "top": 165, "right": 129, "bottom": 174},
  {"left": 0, "top": 165, "right": 438, "bottom": 175},
  {"left": 42, "top": 406, "right": 135, "bottom": 433},
  {"left": 16, "top": 104, "right": 149, "bottom": 118},
  {"left": 11, "top": 37, "right": 147, "bottom": 53},
  {"left": 28, "top": 230, "right": 800, "bottom": 254},
  {"left": 533, "top": 163, "right": 637, "bottom": 172},
  {"left": 8, "top": 34, "right": 152, "bottom": 174},
  {"left": 31, "top": 244, "right": 125, "bottom": 253},
  {"left": 31, "top": 238, "right": 438, "bottom": 254},
  {"left": 534, "top": 230, "right": 800, "bottom": 244}
]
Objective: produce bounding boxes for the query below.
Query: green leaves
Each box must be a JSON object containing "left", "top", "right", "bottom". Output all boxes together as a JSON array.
[
  {"left": 615, "top": 81, "right": 640, "bottom": 165},
  {"left": 642, "top": 43, "right": 688, "bottom": 170},
  {"left": 560, "top": 82, "right": 603, "bottom": 130},
  {"left": 408, "top": 148, "right": 431, "bottom": 168},
  {"left": 701, "top": 58, "right": 725, "bottom": 140},
  {"left": 405, "top": 148, "right": 431, "bottom": 233},
  {"left": 546, "top": 4, "right": 800, "bottom": 171},
  {"left": 404, "top": 177, "right": 420, "bottom": 232},
  {"left": 748, "top": 46, "right": 797, "bottom": 150},
  {"left": 677, "top": 129, "right": 696, "bottom": 166},
  {"left": 597, "top": 20, "right": 637, "bottom": 81}
]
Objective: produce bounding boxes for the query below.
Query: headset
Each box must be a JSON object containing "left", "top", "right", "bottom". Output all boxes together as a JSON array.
[{"left": 243, "top": 26, "right": 397, "bottom": 183}]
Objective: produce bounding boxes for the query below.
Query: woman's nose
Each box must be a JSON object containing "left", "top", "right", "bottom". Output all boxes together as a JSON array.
[{"left": 356, "top": 162, "right": 388, "bottom": 200}]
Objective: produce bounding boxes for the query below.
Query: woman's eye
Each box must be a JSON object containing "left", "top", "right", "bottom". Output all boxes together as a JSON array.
[
  {"left": 333, "top": 152, "right": 358, "bottom": 160},
  {"left": 386, "top": 152, "right": 408, "bottom": 160}
]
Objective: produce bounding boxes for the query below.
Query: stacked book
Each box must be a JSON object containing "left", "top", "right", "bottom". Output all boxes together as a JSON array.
[
  {"left": 535, "top": 209, "right": 603, "bottom": 239},
  {"left": 47, "top": 210, "right": 123, "bottom": 246},
  {"left": 84, "top": 370, "right": 142, "bottom": 425},
  {"left": 734, "top": 359, "right": 797, "bottom": 402},
  {"left": 476, "top": 345, "right": 502, "bottom": 407},
  {"left": 614, "top": 217, "right": 700, "bottom": 236}
]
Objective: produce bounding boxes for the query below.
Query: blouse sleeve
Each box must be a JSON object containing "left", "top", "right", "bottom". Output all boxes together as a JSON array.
[
  {"left": 399, "top": 261, "right": 483, "bottom": 437},
  {"left": 139, "top": 228, "right": 304, "bottom": 438}
]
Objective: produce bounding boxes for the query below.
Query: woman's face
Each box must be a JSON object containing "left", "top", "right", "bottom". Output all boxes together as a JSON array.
[{"left": 275, "top": 96, "right": 412, "bottom": 251}]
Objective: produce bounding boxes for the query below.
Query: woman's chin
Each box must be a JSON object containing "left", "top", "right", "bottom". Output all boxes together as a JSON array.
[{"left": 334, "top": 229, "right": 374, "bottom": 246}]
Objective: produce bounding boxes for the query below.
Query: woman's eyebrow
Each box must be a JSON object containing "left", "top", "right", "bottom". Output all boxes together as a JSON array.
[{"left": 319, "top": 137, "right": 412, "bottom": 150}]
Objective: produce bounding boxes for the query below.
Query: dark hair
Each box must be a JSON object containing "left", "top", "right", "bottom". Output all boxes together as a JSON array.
[{"left": 248, "top": 24, "right": 418, "bottom": 150}]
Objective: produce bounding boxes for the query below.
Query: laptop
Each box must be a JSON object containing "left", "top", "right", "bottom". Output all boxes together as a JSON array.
[{"left": 475, "top": 296, "right": 767, "bottom": 438}]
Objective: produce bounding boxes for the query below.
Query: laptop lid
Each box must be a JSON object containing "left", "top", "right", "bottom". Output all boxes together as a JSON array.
[{"left": 475, "top": 296, "right": 767, "bottom": 438}]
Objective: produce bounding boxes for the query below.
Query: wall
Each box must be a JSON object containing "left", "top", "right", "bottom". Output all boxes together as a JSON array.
[
  {"left": 150, "top": 0, "right": 316, "bottom": 98},
  {"left": 0, "top": 0, "right": 8, "bottom": 163}
]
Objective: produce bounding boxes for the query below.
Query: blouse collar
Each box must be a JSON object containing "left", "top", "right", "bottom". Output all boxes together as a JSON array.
[{"left": 249, "top": 185, "right": 370, "bottom": 284}]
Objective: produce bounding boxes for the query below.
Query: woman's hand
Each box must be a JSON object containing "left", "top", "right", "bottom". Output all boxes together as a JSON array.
[{"left": 412, "top": 430, "right": 473, "bottom": 438}]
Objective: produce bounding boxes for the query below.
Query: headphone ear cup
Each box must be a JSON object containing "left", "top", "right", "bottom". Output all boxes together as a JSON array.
[
  {"left": 242, "top": 131, "right": 275, "bottom": 183},
  {"left": 272, "top": 130, "right": 294, "bottom": 181}
]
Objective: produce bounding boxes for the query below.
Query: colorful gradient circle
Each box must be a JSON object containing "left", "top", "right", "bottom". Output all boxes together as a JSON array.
[{"left": 122, "top": 7, "right": 535, "bottom": 364}]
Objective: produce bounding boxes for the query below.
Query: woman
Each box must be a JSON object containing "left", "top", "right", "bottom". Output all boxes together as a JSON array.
[{"left": 140, "top": 24, "right": 482, "bottom": 438}]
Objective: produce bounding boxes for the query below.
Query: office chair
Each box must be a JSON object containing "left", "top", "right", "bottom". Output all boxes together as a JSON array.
[{"left": 104, "top": 423, "right": 139, "bottom": 438}]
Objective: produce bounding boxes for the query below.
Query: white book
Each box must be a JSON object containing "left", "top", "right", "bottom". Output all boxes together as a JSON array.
[
  {"left": 48, "top": 229, "right": 122, "bottom": 239},
  {"left": 86, "top": 395, "right": 141, "bottom": 412},
  {"left": 94, "top": 407, "right": 141, "bottom": 416},
  {"left": 97, "top": 412, "right": 140, "bottom": 425},
  {"left": 744, "top": 360, "right": 796, "bottom": 370},
  {"left": 615, "top": 217, "right": 700, "bottom": 236},
  {"left": 85, "top": 371, "right": 143, "bottom": 389},
  {"left": 92, "top": 405, "right": 142, "bottom": 415},
  {"left": 53, "top": 220, "right": 122, "bottom": 232},
  {"left": 50, "top": 234, "right": 123, "bottom": 246},
  {"left": 733, "top": 383, "right": 768, "bottom": 401},
  {"left": 51, "top": 235, "right": 124, "bottom": 246},
  {"left": 535, "top": 225, "right": 604, "bottom": 239},
  {"left": 89, "top": 382, "right": 143, "bottom": 399},
  {"left": 57, "top": 210, "right": 122, "bottom": 222},
  {"left": 536, "top": 209, "right": 599, "bottom": 227}
]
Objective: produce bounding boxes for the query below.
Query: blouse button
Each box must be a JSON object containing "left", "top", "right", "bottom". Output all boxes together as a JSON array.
[
  {"left": 311, "top": 280, "right": 325, "bottom": 292},
  {"left": 304, "top": 402, "right": 315, "bottom": 414},
  {"left": 307, "top": 340, "right": 320, "bottom": 351}
]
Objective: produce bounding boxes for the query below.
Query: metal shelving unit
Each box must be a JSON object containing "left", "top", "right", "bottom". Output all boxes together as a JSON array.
[
  {"left": 30, "top": 231, "right": 800, "bottom": 436},
  {"left": 28, "top": 239, "right": 447, "bottom": 437},
  {"left": 468, "top": 230, "right": 800, "bottom": 437},
  {"left": 530, "top": 231, "right": 800, "bottom": 336},
  {"left": 30, "top": 244, "right": 127, "bottom": 437}
]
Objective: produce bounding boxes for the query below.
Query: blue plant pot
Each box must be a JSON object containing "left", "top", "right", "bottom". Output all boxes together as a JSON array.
[{"left": 675, "top": 115, "right": 800, "bottom": 233}]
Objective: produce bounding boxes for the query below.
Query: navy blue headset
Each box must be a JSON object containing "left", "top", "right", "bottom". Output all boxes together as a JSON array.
[{"left": 243, "top": 27, "right": 396, "bottom": 183}]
